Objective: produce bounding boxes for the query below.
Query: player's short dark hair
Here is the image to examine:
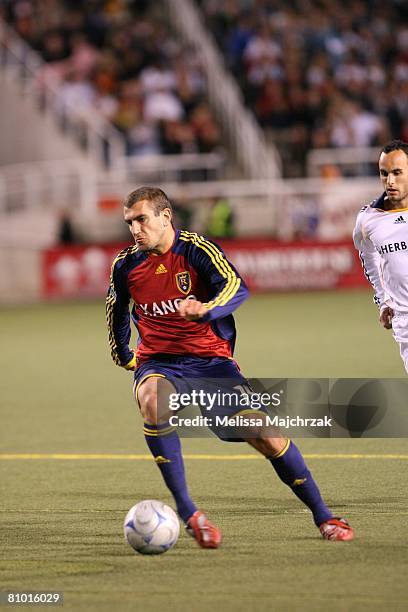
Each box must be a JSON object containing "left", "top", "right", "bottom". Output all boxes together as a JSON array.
[
  {"left": 123, "top": 187, "right": 172, "bottom": 216},
  {"left": 380, "top": 140, "right": 408, "bottom": 157}
]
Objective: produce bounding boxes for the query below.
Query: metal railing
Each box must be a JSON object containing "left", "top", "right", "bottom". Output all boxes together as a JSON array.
[
  {"left": 307, "top": 147, "right": 381, "bottom": 177},
  {"left": 113, "top": 152, "right": 226, "bottom": 183},
  {"left": 0, "top": 159, "right": 96, "bottom": 215},
  {"left": 162, "top": 0, "right": 281, "bottom": 180},
  {"left": 0, "top": 160, "right": 381, "bottom": 245}
]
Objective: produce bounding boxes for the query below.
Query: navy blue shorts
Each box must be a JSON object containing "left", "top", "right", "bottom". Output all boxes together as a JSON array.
[{"left": 133, "top": 355, "right": 263, "bottom": 442}]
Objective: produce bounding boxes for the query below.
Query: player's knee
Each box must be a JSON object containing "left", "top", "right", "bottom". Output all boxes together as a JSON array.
[
  {"left": 137, "top": 379, "right": 159, "bottom": 424},
  {"left": 246, "top": 436, "right": 287, "bottom": 458}
]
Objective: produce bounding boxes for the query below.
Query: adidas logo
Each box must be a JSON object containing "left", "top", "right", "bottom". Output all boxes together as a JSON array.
[
  {"left": 292, "top": 478, "right": 307, "bottom": 486},
  {"left": 155, "top": 264, "right": 168, "bottom": 274},
  {"left": 394, "top": 216, "right": 406, "bottom": 224},
  {"left": 154, "top": 456, "right": 171, "bottom": 464}
]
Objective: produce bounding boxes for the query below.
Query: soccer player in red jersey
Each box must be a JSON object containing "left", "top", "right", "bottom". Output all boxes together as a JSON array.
[{"left": 106, "top": 187, "right": 354, "bottom": 546}]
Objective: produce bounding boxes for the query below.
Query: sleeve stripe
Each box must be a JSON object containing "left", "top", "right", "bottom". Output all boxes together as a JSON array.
[
  {"left": 358, "top": 251, "right": 382, "bottom": 308},
  {"left": 359, "top": 250, "right": 378, "bottom": 291},
  {"left": 180, "top": 231, "right": 238, "bottom": 310},
  {"left": 179, "top": 231, "right": 241, "bottom": 309},
  {"left": 358, "top": 251, "right": 372, "bottom": 284},
  {"left": 106, "top": 245, "right": 137, "bottom": 365},
  {"left": 180, "top": 231, "right": 231, "bottom": 280},
  {"left": 106, "top": 293, "right": 121, "bottom": 365},
  {"left": 191, "top": 235, "right": 240, "bottom": 309}
]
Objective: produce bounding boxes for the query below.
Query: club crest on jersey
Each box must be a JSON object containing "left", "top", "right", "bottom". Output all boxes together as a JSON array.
[{"left": 175, "top": 271, "right": 191, "bottom": 294}]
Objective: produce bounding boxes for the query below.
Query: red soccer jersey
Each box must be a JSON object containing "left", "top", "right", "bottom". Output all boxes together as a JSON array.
[{"left": 106, "top": 230, "right": 249, "bottom": 366}]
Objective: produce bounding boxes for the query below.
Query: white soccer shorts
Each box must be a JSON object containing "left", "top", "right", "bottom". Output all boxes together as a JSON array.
[{"left": 391, "top": 311, "right": 408, "bottom": 374}]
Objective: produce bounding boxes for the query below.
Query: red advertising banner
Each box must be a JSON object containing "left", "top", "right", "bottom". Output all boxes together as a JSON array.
[
  {"left": 42, "top": 244, "right": 123, "bottom": 298},
  {"left": 218, "top": 239, "right": 366, "bottom": 292},
  {"left": 42, "top": 239, "right": 367, "bottom": 298}
]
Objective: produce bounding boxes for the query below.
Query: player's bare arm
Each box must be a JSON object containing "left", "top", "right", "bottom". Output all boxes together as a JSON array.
[{"left": 178, "top": 298, "right": 208, "bottom": 321}]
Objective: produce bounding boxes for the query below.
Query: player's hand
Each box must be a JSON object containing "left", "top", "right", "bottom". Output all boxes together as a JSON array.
[
  {"left": 178, "top": 299, "right": 208, "bottom": 321},
  {"left": 380, "top": 307, "right": 394, "bottom": 330},
  {"left": 123, "top": 350, "right": 137, "bottom": 371}
]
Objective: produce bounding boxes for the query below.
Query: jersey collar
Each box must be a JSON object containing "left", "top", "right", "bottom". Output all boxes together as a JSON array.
[
  {"left": 370, "top": 192, "right": 386, "bottom": 210},
  {"left": 371, "top": 192, "right": 408, "bottom": 213}
]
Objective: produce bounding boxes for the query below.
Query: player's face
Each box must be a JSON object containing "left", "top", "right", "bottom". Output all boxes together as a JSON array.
[
  {"left": 124, "top": 200, "right": 173, "bottom": 253},
  {"left": 379, "top": 150, "right": 408, "bottom": 208}
]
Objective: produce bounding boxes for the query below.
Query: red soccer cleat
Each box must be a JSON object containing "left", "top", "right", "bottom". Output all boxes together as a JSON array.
[
  {"left": 319, "top": 517, "right": 354, "bottom": 541},
  {"left": 186, "top": 511, "right": 222, "bottom": 549}
]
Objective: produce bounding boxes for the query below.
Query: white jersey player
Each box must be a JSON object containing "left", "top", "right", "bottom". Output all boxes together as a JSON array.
[{"left": 353, "top": 140, "right": 408, "bottom": 372}]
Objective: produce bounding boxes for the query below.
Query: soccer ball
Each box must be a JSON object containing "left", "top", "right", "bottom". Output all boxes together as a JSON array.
[{"left": 124, "top": 500, "right": 180, "bottom": 555}]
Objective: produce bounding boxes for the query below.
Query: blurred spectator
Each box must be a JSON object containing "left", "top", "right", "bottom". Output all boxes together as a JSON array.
[
  {"left": 57, "top": 209, "right": 75, "bottom": 244},
  {"left": 190, "top": 103, "right": 222, "bottom": 152},
  {"left": 144, "top": 88, "right": 185, "bottom": 123},
  {"left": 205, "top": 197, "right": 235, "bottom": 239},
  {"left": 54, "top": 71, "right": 96, "bottom": 120},
  {"left": 160, "top": 120, "right": 197, "bottom": 155},
  {"left": 171, "top": 196, "right": 193, "bottom": 230}
]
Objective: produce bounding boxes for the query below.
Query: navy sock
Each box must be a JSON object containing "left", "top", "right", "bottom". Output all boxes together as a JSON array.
[
  {"left": 269, "top": 440, "right": 333, "bottom": 526},
  {"left": 144, "top": 422, "right": 197, "bottom": 523}
]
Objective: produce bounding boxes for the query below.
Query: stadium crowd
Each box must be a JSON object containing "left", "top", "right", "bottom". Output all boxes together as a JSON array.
[
  {"left": 2, "top": 0, "right": 222, "bottom": 157},
  {"left": 198, "top": 0, "right": 408, "bottom": 176},
  {"left": 3, "top": 0, "right": 407, "bottom": 178}
]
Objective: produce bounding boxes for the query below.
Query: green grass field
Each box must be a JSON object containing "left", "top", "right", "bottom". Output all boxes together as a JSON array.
[{"left": 1, "top": 290, "right": 407, "bottom": 611}]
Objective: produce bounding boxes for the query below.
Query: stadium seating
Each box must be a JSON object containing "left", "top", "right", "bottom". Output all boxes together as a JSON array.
[
  {"left": 3, "top": 0, "right": 222, "bottom": 158},
  {"left": 196, "top": 0, "right": 408, "bottom": 176}
]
